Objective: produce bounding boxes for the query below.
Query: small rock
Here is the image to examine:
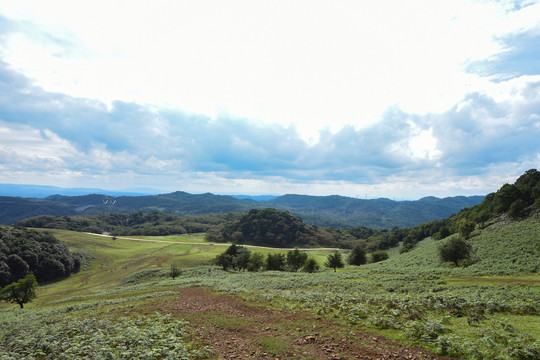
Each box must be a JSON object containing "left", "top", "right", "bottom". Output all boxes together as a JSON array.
[{"left": 304, "top": 336, "right": 316, "bottom": 343}]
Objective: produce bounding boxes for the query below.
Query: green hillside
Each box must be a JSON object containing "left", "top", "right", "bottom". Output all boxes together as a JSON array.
[
  {"left": 205, "top": 208, "right": 349, "bottom": 248},
  {"left": 372, "top": 212, "right": 540, "bottom": 276}
]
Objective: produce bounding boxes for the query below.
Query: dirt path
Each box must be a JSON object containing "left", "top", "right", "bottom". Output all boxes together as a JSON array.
[
  {"left": 86, "top": 232, "right": 340, "bottom": 251},
  {"left": 145, "top": 287, "right": 460, "bottom": 360}
]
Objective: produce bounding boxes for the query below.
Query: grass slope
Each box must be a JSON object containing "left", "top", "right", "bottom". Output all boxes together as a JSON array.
[
  {"left": 373, "top": 212, "right": 540, "bottom": 276},
  {"left": 1, "top": 216, "right": 539, "bottom": 359}
]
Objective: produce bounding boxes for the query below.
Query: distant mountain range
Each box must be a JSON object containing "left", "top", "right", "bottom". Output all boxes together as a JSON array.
[
  {"left": 0, "top": 184, "right": 159, "bottom": 198},
  {"left": 0, "top": 185, "right": 484, "bottom": 228}
]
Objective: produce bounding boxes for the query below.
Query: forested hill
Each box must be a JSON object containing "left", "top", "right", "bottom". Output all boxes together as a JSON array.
[
  {"left": 0, "top": 227, "right": 81, "bottom": 286},
  {"left": 266, "top": 194, "right": 484, "bottom": 228},
  {"left": 0, "top": 190, "right": 483, "bottom": 229}
]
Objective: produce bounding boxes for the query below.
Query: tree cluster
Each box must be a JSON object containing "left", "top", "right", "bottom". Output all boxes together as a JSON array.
[
  {"left": 213, "top": 244, "right": 352, "bottom": 273},
  {"left": 205, "top": 208, "right": 346, "bottom": 248},
  {"left": 0, "top": 227, "right": 80, "bottom": 287}
]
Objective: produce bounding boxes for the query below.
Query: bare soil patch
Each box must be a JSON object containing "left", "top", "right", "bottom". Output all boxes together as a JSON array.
[{"left": 145, "top": 287, "right": 460, "bottom": 360}]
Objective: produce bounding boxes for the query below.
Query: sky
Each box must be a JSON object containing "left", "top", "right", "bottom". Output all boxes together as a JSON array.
[{"left": 0, "top": 0, "right": 539, "bottom": 199}]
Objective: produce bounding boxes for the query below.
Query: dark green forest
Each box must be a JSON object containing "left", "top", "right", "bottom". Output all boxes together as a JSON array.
[
  {"left": 204, "top": 208, "right": 353, "bottom": 248},
  {"left": 0, "top": 227, "right": 81, "bottom": 287}
]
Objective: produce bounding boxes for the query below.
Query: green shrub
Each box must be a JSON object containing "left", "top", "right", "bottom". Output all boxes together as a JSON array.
[{"left": 370, "top": 250, "right": 389, "bottom": 263}]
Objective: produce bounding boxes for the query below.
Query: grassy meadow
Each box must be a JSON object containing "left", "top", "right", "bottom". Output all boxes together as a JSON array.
[{"left": 1, "top": 216, "right": 539, "bottom": 359}]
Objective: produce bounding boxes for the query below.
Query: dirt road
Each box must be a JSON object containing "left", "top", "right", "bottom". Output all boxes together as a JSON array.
[{"left": 86, "top": 233, "right": 341, "bottom": 251}]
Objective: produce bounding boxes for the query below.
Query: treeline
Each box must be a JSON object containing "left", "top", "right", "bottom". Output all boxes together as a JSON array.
[
  {"left": 368, "top": 168, "right": 540, "bottom": 253},
  {"left": 15, "top": 212, "right": 243, "bottom": 236},
  {"left": 205, "top": 208, "right": 356, "bottom": 248},
  {"left": 212, "top": 244, "right": 320, "bottom": 272},
  {"left": 212, "top": 244, "right": 388, "bottom": 273},
  {"left": 0, "top": 227, "right": 81, "bottom": 287}
]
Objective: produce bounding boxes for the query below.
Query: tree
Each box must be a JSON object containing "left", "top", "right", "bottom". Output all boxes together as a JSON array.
[
  {"left": 370, "top": 250, "right": 389, "bottom": 263},
  {"left": 224, "top": 243, "right": 239, "bottom": 257},
  {"left": 457, "top": 218, "right": 476, "bottom": 239},
  {"left": 302, "top": 257, "right": 320, "bottom": 273},
  {"left": 438, "top": 236, "right": 472, "bottom": 267},
  {"left": 399, "top": 242, "right": 415, "bottom": 254},
  {"left": 347, "top": 245, "right": 366, "bottom": 266},
  {"left": 213, "top": 243, "right": 239, "bottom": 271},
  {"left": 37, "top": 256, "right": 66, "bottom": 281},
  {"left": 287, "top": 248, "right": 308, "bottom": 272},
  {"left": 233, "top": 247, "right": 251, "bottom": 271},
  {"left": 266, "top": 253, "right": 286, "bottom": 271},
  {"left": 170, "top": 264, "right": 182, "bottom": 279},
  {"left": 325, "top": 252, "right": 344, "bottom": 272},
  {"left": 0, "top": 261, "right": 11, "bottom": 287},
  {"left": 247, "top": 252, "right": 265, "bottom": 272},
  {"left": 214, "top": 253, "right": 234, "bottom": 270},
  {"left": 473, "top": 210, "right": 491, "bottom": 229},
  {"left": 6, "top": 254, "right": 29, "bottom": 283},
  {"left": 0, "top": 274, "right": 38, "bottom": 308},
  {"left": 509, "top": 199, "right": 526, "bottom": 219},
  {"left": 494, "top": 184, "right": 521, "bottom": 213}
]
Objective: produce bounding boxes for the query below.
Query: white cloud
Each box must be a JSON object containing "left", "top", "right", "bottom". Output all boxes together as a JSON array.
[
  {"left": 408, "top": 128, "right": 442, "bottom": 161},
  {"left": 0, "top": 123, "right": 79, "bottom": 168},
  {"left": 2, "top": 0, "right": 540, "bottom": 143},
  {"left": 1, "top": 1, "right": 540, "bottom": 198}
]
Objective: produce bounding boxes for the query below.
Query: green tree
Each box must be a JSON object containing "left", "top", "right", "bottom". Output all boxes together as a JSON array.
[
  {"left": 0, "top": 274, "right": 38, "bottom": 308},
  {"left": 347, "top": 245, "right": 366, "bottom": 266},
  {"left": 224, "top": 243, "right": 239, "bottom": 257},
  {"left": 6, "top": 254, "right": 29, "bottom": 283},
  {"left": 509, "top": 199, "right": 526, "bottom": 219},
  {"left": 370, "top": 250, "right": 389, "bottom": 263},
  {"left": 494, "top": 184, "right": 521, "bottom": 213},
  {"left": 266, "top": 253, "right": 286, "bottom": 271},
  {"left": 287, "top": 248, "right": 308, "bottom": 272},
  {"left": 302, "top": 257, "right": 320, "bottom": 273},
  {"left": 457, "top": 218, "right": 476, "bottom": 239},
  {"left": 247, "top": 252, "right": 265, "bottom": 272},
  {"left": 472, "top": 209, "right": 491, "bottom": 229},
  {"left": 438, "top": 236, "right": 472, "bottom": 267},
  {"left": 233, "top": 247, "right": 251, "bottom": 271},
  {"left": 170, "top": 264, "right": 181, "bottom": 279},
  {"left": 214, "top": 253, "right": 234, "bottom": 270},
  {"left": 399, "top": 242, "right": 415, "bottom": 254},
  {"left": 325, "top": 252, "right": 344, "bottom": 272},
  {"left": 533, "top": 181, "right": 540, "bottom": 209}
]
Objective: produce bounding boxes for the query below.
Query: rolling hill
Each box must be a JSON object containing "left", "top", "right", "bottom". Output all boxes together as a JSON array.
[{"left": 0, "top": 191, "right": 483, "bottom": 228}]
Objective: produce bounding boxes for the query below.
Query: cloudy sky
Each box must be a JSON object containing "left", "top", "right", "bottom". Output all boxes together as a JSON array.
[{"left": 0, "top": 0, "right": 539, "bottom": 199}]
